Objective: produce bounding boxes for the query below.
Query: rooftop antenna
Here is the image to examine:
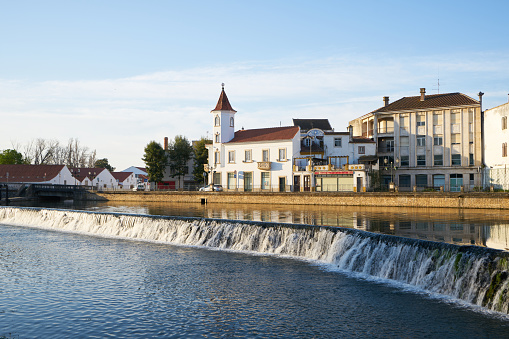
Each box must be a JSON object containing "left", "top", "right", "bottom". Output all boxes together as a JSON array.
[{"left": 432, "top": 66, "right": 440, "bottom": 94}]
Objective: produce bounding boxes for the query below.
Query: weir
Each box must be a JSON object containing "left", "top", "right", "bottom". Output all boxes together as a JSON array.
[{"left": 1, "top": 206, "right": 509, "bottom": 314}]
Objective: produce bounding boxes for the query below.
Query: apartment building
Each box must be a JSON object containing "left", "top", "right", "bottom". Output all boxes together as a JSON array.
[
  {"left": 484, "top": 97, "right": 509, "bottom": 189},
  {"left": 350, "top": 88, "right": 482, "bottom": 192}
]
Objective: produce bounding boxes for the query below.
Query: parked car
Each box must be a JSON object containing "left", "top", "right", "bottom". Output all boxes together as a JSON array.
[
  {"left": 199, "top": 184, "right": 223, "bottom": 192},
  {"left": 133, "top": 184, "right": 145, "bottom": 191}
]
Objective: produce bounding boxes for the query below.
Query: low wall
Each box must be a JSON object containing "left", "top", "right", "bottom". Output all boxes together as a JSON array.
[{"left": 83, "top": 191, "right": 509, "bottom": 209}]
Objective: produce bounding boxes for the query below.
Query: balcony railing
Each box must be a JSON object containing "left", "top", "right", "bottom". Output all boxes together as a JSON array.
[
  {"left": 378, "top": 127, "right": 394, "bottom": 134},
  {"left": 257, "top": 161, "right": 271, "bottom": 170}
]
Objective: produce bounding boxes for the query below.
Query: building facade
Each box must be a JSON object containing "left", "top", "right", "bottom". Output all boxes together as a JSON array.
[
  {"left": 350, "top": 88, "right": 483, "bottom": 192},
  {"left": 483, "top": 98, "right": 509, "bottom": 189}
]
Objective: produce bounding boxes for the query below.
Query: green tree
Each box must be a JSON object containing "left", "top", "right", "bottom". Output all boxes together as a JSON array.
[
  {"left": 142, "top": 141, "right": 167, "bottom": 183},
  {"left": 192, "top": 137, "right": 211, "bottom": 184},
  {"left": 168, "top": 135, "right": 193, "bottom": 186},
  {"left": 94, "top": 158, "right": 115, "bottom": 172},
  {"left": 0, "top": 149, "right": 28, "bottom": 164}
]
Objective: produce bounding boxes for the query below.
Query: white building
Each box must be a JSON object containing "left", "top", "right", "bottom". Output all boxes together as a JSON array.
[
  {"left": 484, "top": 97, "right": 509, "bottom": 189},
  {"left": 205, "top": 86, "right": 376, "bottom": 192},
  {"left": 71, "top": 167, "right": 117, "bottom": 190},
  {"left": 350, "top": 88, "right": 483, "bottom": 192},
  {"left": 0, "top": 164, "right": 75, "bottom": 185},
  {"left": 112, "top": 172, "right": 137, "bottom": 190}
]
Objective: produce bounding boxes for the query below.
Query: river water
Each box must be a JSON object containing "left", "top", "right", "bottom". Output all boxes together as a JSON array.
[{"left": 1, "top": 201, "right": 509, "bottom": 338}]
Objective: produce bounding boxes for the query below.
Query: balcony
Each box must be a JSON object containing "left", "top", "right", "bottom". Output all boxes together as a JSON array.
[{"left": 257, "top": 162, "right": 271, "bottom": 170}]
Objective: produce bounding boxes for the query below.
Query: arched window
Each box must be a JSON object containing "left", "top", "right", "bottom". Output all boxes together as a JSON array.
[
  {"left": 215, "top": 133, "right": 220, "bottom": 143},
  {"left": 215, "top": 116, "right": 220, "bottom": 126},
  {"left": 230, "top": 117, "right": 234, "bottom": 127}
]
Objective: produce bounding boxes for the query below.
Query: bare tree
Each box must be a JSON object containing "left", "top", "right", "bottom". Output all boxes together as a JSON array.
[{"left": 12, "top": 138, "right": 98, "bottom": 167}]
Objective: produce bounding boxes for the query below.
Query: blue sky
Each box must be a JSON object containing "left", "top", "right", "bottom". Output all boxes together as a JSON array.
[{"left": 1, "top": 0, "right": 508, "bottom": 170}]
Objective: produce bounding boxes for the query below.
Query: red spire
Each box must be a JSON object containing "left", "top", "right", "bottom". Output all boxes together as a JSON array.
[{"left": 211, "top": 84, "right": 236, "bottom": 112}]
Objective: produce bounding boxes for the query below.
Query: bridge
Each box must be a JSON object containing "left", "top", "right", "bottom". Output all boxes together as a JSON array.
[{"left": 23, "top": 184, "right": 88, "bottom": 200}]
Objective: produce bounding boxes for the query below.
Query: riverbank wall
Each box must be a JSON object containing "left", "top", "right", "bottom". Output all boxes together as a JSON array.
[{"left": 84, "top": 191, "right": 509, "bottom": 209}]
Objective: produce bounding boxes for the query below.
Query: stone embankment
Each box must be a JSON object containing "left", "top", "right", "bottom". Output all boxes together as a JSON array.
[{"left": 84, "top": 191, "right": 509, "bottom": 209}]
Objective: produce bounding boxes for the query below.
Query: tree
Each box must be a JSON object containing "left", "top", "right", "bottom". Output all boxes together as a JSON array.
[
  {"left": 0, "top": 149, "right": 28, "bottom": 164},
  {"left": 142, "top": 141, "right": 167, "bottom": 183},
  {"left": 168, "top": 135, "right": 193, "bottom": 186},
  {"left": 95, "top": 158, "right": 115, "bottom": 172},
  {"left": 193, "top": 137, "right": 211, "bottom": 184}
]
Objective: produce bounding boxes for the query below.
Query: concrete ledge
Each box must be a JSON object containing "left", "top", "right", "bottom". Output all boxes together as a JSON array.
[{"left": 87, "top": 191, "right": 509, "bottom": 209}]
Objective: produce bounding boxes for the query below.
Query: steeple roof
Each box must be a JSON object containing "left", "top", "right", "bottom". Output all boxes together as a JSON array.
[{"left": 211, "top": 85, "right": 236, "bottom": 112}]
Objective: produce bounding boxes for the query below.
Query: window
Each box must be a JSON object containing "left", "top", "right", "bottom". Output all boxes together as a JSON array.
[
  {"left": 399, "top": 175, "right": 411, "bottom": 188},
  {"left": 227, "top": 172, "right": 235, "bottom": 189},
  {"left": 433, "top": 174, "right": 445, "bottom": 189},
  {"left": 469, "top": 153, "right": 474, "bottom": 166},
  {"left": 214, "top": 115, "right": 220, "bottom": 126},
  {"left": 214, "top": 151, "right": 220, "bottom": 164},
  {"left": 261, "top": 172, "right": 270, "bottom": 190},
  {"left": 386, "top": 140, "right": 394, "bottom": 152},
  {"left": 503, "top": 143, "right": 508, "bottom": 157},
  {"left": 503, "top": 117, "right": 508, "bottom": 130},
  {"left": 451, "top": 111, "right": 461, "bottom": 124},
  {"left": 451, "top": 134, "right": 461, "bottom": 144},
  {"left": 334, "top": 138, "right": 342, "bottom": 147},
  {"left": 433, "top": 112, "right": 443, "bottom": 125},
  {"left": 215, "top": 134, "right": 220, "bottom": 143},
  {"left": 230, "top": 117, "right": 234, "bottom": 127},
  {"left": 417, "top": 155, "right": 426, "bottom": 166},
  {"left": 358, "top": 146, "right": 365, "bottom": 154},
  {"left": 416, "top": 136, "right": 426, "bottom": 147},
  {"left": 245, "top": 149, "right": 252, "bottom": 162},
  {"left": 451, "top": 154, "right": 461, "bottom": 166},
  {"left": 262, "top": 150, "right": 269, "bottom": 162},
  {"left": 416, "top": 113, "right": 426, "bottom": 126},
  {"left": 228, "top": 151, "right": 235, "bottom": 163},
  {"left": 400, "top": 155, "right": 409, "bottom": 167},
  {"left": 278, "top": 148, "right": 286, "bottom": 161},
  {"left": 416, "top": 174, "right": 428, "bottom": 187},
  {"left": 434, "top": 154, "right": 443, "bottom": 166},
  {"left": 433, "top": 136, "right": 443, "bottom": 146},
  {"left": 400, "top": 115, "right": 409, "bottom": 131}
]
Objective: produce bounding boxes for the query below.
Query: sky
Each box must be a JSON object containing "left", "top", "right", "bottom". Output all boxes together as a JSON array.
[{"left": 1, "top": 0, "right": 509, "bottom": 170}]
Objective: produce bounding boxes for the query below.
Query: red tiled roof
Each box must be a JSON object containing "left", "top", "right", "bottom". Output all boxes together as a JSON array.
[
  {"left": 211, "top": 87, "right": 236, "bottom": 112},
  {"left": 373, "top": 92, "right": 479, "bottom": 113},
  {"left": 227, "top": 126, "right": 300, "bottom": 143},
  {"left": 136, "top": 167, "right": 147, "bottom": 172},
  {"left": 70, "top": 167, "right": 106, "bottom": 181},
  {"left": 0, "top": 164, "right": 66, "bottom": 182},
  {"left": 111, "top": 172, "right": 132, "bottom": 182}
]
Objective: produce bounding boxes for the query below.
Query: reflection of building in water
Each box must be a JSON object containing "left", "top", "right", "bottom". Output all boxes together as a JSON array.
[{"left": 483, "top": 224, "right": 509, "bottom": 251}]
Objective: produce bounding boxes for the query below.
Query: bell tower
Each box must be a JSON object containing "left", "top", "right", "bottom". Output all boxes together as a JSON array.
[{"left": 211, "top": 83, "right": 237, "bottom": 146}]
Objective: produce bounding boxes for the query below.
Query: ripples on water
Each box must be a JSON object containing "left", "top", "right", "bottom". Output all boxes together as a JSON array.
[{"left": 1, "top": 219, "right": 509, "bottom": 338}]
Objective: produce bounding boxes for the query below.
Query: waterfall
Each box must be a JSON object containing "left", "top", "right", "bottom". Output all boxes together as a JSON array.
[{"left": 1, "top": 206, "right": 508, "bottom": 314}]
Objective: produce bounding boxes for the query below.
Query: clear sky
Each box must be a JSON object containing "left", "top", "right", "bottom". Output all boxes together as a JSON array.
[{"left": 1, "top": 0, "right": 508, "bottom": 170}]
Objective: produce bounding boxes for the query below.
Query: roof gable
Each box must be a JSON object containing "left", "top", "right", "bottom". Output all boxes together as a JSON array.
[
  {"left": 227, "top": 126, "right": 300, "bottom": 143},
  {"left": 111, "top": 172, "right": 133, "bottom": 181}
]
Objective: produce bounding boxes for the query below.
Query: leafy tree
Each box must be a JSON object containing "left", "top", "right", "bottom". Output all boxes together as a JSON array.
[
  {"left": 142, "top": 141, "right": 167, "bottom": 183},
  {"left": 0, "top": 149, "right": 28, "bottom": 164},
  {"left": 168, "top": 135, "right": 193, "bottom": 186},
  {"left": 193, "top": 137, "right": 211, "bottom": 184},
  {"left": 95, "top": 158, "right": 115, "bottom": 172}
]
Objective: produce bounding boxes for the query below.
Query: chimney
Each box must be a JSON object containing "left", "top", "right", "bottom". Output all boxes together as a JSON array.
[
  {"left": 420, "top": 88, "right": 426, "bottom": 101},
  {"left": 164, "top": 137, "right": 168, "bottom": 150},
  {"left": 348, "top": 125, "right": 353, "bottom": 142},
  {"left": 383, "top": 96, "right": 389, "bottom": 107}
]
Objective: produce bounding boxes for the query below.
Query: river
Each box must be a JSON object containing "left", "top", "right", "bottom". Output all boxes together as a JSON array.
[{"left": 1, "top": 201, "right": 509, "bottom": 338}]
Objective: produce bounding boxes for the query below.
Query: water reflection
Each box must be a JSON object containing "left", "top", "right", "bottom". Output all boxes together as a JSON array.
[{"left": 14, "top": 200, "right": 509, "bottom": 251}]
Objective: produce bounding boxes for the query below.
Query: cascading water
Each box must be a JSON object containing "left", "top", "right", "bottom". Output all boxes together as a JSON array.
[{"left": 1, "top": 206, "right": 508, "bottom": 314}]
